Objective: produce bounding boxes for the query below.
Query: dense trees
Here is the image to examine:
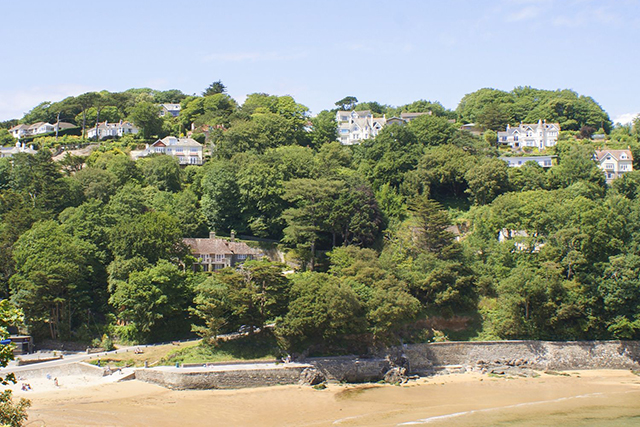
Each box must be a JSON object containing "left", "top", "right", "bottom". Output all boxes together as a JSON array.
[
  {"left": 457, "top": 87, "right": 612, "bottom": 132},
  {"left": 2, "top": 84, "right": 639, "bottom": 357}
]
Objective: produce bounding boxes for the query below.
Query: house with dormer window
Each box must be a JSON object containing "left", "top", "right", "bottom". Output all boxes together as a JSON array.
[
  {"left": 133, "top": 136, "right": 204, "bottom": 165},
  {"left": 594, "top": 149, "right": 633, "bottom": 182},
  {"left": 497, "top": 120, "right": 560, "bottom": 150},
  {"left": 336, "top": 110, "right": 387, "bottom": 145}
]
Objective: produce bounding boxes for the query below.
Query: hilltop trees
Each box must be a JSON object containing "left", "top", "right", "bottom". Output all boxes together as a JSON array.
[{"left": 457, "top": 87, "right": 612, "bottom": 132}]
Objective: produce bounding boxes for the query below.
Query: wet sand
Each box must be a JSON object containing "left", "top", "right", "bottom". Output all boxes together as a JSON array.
[{"left": 14, "top": 370, "right": 640, "bottom": 426}]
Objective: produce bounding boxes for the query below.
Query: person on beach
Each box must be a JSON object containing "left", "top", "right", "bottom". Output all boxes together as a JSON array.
[{"left": 53, "top": 377, "right": 59, "bottom": 387}]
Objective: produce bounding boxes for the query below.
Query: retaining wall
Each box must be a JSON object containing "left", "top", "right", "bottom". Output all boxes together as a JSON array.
[
  {"left": 308, "top": 356, "right": 390, "bottom": 382},
  {"left": 135, "top": 364, "right": 309, "bottom": 390},
  {"left": 401, "top": 340, "right": 640, "bottom": 374}
]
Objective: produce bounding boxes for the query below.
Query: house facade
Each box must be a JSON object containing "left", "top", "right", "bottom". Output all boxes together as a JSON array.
[
  {"left": 500, "top": 155, "right": 556, "bottom": 168},
  {"left": 184, "top": 232, "right": 264, "bottom": 272},
  {"left": 86, "top": 121, "right": 138, "bottom": 140},
  {"left": 497, "top": 120, "right": 560, "bottom": 150},
  {"left": 8, "top": 121, "right": 74, "bottom": 139},
  {"left": 160, "top": 103, "right": 181, "bottom": 117},
  {"left": 0, "top": 142, "right": 37, "bottom": 158},
  {"left": 335, "top": 110, "right": 432, "bottom": 145},
  {"left": 594, "top": 149, "right": 633, "bottom": 182},
  {"left": 336, "top": 110, "right": 387, "bottom": 145},
  {"left": 134, "top": 136, "right": 204, "bottom": 165}
]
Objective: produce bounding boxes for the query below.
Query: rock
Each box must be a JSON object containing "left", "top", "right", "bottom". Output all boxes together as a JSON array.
[
  {"left": 384, "top": 367, "right": 407, "bottom": 384},
  {"left": 299, "top": 368, "right": 325, "bottom": 386}
]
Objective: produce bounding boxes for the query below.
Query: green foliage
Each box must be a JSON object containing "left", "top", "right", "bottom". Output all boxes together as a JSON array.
[
  {"left": 191, "top": 260, "right": 289, "bottom": 340},
  {"left": 109, "top": 260, "right": 192, "bottom": 343},
  {"left": 276, "top": 272, "right": 367, "bottom": 353},
  {"left": 139, "top": 154, "right": 182, "bottom": 192},
  {"left": 129, "top": 101, "right": 163, "bottom": 139},
  {"left": 457, "top": 87, "right": 612, "bottom": 133},
  {"left": 10, "top": 221, "right": 98, "bottom": 339}
]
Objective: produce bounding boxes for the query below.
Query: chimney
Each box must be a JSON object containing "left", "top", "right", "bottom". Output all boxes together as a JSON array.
[
  {"left": 209, "top": 231, "right": 216, "bottom": 239},
  {"left": 230, "top": 231, "right": 235, "bottom": 242}
]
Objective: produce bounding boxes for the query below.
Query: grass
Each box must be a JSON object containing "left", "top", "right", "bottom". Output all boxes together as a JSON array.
[
  {"left": 159, "top": 332, "right": 281, "bottom": 365},
  {"left": 86, "top": 341, "right": 200, "bottom": 368}
]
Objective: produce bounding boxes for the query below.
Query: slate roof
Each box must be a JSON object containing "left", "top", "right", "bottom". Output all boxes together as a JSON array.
[
  {"left": 183, "top": 237, "right": 264, "bottom": 257},
  {"left": 594, "top": 149, "right": 633, "bottom": 162}
]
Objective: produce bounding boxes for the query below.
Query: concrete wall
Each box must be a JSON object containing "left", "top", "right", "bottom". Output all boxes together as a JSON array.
[
  {"left": 5, "top": 362, "right": 106, "bottom": 379},
  {"left": 135, "top": 365, "right": 309, "bottom": 390},
  {"left": 401, "top": 340, "right": 640, "bottom": 374}
]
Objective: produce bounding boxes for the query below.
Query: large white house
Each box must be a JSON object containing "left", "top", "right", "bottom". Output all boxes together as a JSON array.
[
  {"left": 336, "top": 110, "right": 387, "bottom": 145},
  {"left": 9, "top": 122, "right": 74, "bottom": 139},
  {"left": 594, "top": 149, "right": 633, "bottom": 182},
  {"left": 86, "top": 121, "right": 138, "bottom": 140},
  {"left": 132, "top": 136, "right": 204, "bottom": 165},
  {"left": 497, "top": 120, "right": 560, "bottom": 150}
]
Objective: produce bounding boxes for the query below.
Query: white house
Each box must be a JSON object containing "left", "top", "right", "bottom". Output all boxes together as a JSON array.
[
  {"left": 335, "top": 110, "right": 432, "bottom": 145},
  {"left": 497, "top": 120, "right": 560, "bottom": 150},
  {"left": 86, "top": 121, "right": 138, "bottom": 140},
  {"left": 160, "top": 103, "right": 181, "bottom": 117},
  {"left": 500, "top": 155, "right": 556, "bottom": 168},
  {"left": 498, "top": 228, "right": 545, "bottom": 252},
  {"left": 8, "top": 121, "right": 73, "bottom": 139},
  {"left": 0, "top": 142, "right": 37, "bottom": 158},
  {"left": 8, "top": 124, "right": 29, "bottom": 139},
  {"left": 133, "top": 136, "right": 204, "bottom": 165},
  {"left": 594, "top": 149, "right": 633, "bottom": 182},
  {"left": 336, "top": 110, "right": 387, "bottom": 145},
  {"left": 183, "top": 232, "right": 264, "bottom": 272}
]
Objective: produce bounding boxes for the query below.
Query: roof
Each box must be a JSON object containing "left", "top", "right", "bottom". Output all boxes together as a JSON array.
[
  {"left": 498, "top": 121, "right": 561, "bottom": 137},
  {"left": 156, "top": 136, "right": 202, "bottom": 147},
  {"left": 183, "top": 237, "right": 264, "bottom": 257},
  {"left": 55, "top": 122, "right": 75, "bottom": 129},
  {"left": 400, "top": 112, "right": 431, "bottom": 119},
  {"left": 161, "top": 103, "right": 181, "bottom": 110},
  {"left": 594, "top": 149, "right": 633, "bottom": 162}
]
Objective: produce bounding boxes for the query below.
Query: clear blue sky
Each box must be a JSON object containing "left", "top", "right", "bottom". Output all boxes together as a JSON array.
[{"left": 1, "top": 0, "right": 639, "bottom": 123}]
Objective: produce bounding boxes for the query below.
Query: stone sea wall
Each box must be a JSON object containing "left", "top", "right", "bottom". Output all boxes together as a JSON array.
[
  {"left": 135, "top": 365, "right": 309, "bottom": 390},
  {"left": 401, "top": 340, "right": 640, "bottom": 374},
  {"left": 134, "top": 340, "right": 640, "bottom": 390}
]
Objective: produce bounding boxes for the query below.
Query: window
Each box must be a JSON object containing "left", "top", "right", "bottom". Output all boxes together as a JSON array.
[
  {"left": 237, "top": 254, "right": 247, "bottom": 260},
  {"left": 215, "top": 254, "right": 225, "bottom": 262},
  {"left": 605, "top": 163, "right": 614, "bottom": 170}
]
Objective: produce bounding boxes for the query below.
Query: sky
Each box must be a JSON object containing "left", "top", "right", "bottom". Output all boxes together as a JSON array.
[{"left": 1, "top": 0, "right": 639, "bottom": 123}]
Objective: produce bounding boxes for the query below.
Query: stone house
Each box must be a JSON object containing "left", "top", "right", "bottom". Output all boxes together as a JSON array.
[{"left": 183, "top": 232, "right": 265, "bottom": 272}]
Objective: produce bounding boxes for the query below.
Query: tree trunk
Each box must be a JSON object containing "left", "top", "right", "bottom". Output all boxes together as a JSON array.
[
  {"left": 82, "top": 110, "right": 87, "bottom": 139},
  {"left": 55, "top": 111, "right": 61, "bottom": 140}
]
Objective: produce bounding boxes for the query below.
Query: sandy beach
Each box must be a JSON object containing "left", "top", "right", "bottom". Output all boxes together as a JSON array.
[{"left": 6, "top": 369, "right": 639, "bottom": 426}]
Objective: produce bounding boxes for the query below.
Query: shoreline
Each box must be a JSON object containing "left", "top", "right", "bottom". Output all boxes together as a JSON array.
[{"left": 14, "top": 369, "right": 640, "bottom": 426}]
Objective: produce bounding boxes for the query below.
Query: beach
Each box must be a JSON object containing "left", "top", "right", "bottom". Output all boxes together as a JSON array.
[{"left": 9, "top": 369, "right": 640, "bottom": 426}]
